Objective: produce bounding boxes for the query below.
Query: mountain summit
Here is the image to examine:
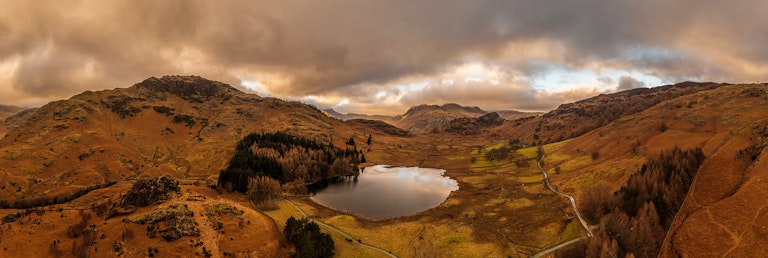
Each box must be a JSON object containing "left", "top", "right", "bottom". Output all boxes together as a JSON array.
[{"left": 132, "top": 75, "right": 242, "bottom": 101}]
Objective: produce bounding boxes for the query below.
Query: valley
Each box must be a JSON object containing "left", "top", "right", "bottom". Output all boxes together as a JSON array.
[{"left": 0, "top": 76, "right": 767, "bottom": 257}]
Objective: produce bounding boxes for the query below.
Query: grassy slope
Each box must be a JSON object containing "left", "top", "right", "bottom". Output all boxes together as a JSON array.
[
  {"left": 536, "top": 84, "right": 768, "bottom": 257},
  {"left": 0, "top": 185, "right": 290, "bottom": 257}
]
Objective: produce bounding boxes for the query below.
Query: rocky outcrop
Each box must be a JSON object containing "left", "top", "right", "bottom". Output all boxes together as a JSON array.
[
  {"left": 436, "top": 112, "right": 505, "bottom": 135},
  {"left": 133, "top": 75, "right": 242, "bottom": 102},
  {"left": 131, "top": 203, "right": 200, "bottom": 242}
]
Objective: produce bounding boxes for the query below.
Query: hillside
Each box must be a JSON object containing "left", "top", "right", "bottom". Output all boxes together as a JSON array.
[
  {"left": 0, "top": 180, "right": 291, "bottom": 257},
  {"left": 0, "top": 108, "right": 36, "bottom": 139},
  {"left": 0, "top": 105, "right": 29, "bottom": 139},
  {"left": 326, "top": 104, "right": 539, "bottom": 134},
  {"left": 435, "top": 112, "right": 506, "bottom": 135},
  {"left": 483, "top": 82, "right": 726, "bottom": 147},
  {"left": 533, "top": 82, "right": 725, "bottom": 144},
  {"left": 0, "top": 75, "right": 408, "bottom": 207},
  {"left": 322, "top": 109, "right": 394, "bottom": 122},
  {"left": 390, "top": 103, "right": 486, "bottom": 133},
  {"left": 537, "top": 83, "right": 768, "bottom": 257},
  {"left": 494, "top": 110, "right": 542, "bottom": 121},
  {"left": 0, "top": 105, "right": 24, "bottom": 119}
]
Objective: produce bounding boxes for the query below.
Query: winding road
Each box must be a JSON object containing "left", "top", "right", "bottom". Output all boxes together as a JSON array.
[
  {"left": 284, "top": 198, "right": 399, "bottom": 258},
  {"left": 530, "top": 149, "right": 594, "bottom": 258},
  {"left": 530, "top": 237, "right": 587, "bottom": 258},
  {"left": 537, "top": 151, "right": 593, "bottom": 236}
]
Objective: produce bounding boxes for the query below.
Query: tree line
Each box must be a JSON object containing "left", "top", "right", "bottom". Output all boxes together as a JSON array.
[
  {"left": 560, "top": 147, "right": 705, "bottom": 258},
  {"left": 218, "top": 131, "right": 365, "bottom": 193}
]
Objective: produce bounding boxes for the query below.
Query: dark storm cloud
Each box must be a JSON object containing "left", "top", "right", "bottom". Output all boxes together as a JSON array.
[{"left": 0, "top": 0, "right": 766, "bottom": 110}]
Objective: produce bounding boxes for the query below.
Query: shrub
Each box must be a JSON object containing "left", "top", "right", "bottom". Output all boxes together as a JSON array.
[
  {"left": 172, "top": 114, "right": 196, "bottom": 127},
  {"left": 67, "top": 211, "right": 92, "bottom": 238},
  {"left": 484, "top": 146, "right": 511, "bottom": 161},
  {"left": 152, "top": 106, "right": 174, "bottom": 115}
]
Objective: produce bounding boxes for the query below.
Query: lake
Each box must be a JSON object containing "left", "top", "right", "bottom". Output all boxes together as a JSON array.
[{"left": 309, "top": 165, "right": 459, "bottom": 220}]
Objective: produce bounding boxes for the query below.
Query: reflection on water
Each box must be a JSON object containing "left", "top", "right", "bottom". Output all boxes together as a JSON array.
[{"left": 309, "top": 165, "right": 459, "bottom": 220}]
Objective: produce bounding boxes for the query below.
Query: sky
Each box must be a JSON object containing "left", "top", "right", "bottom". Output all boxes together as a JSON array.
[{"left": 1, "top": 1, "right": 767, "bottom": 115}]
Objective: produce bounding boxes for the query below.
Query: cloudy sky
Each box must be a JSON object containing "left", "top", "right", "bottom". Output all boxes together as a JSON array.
[{"left": 1, "top": 1, "right": 766, "bottom": 115}]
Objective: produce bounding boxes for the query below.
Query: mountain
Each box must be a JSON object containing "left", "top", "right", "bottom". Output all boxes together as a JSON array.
[
  {"left": 0, "top": 106, "right": 35, "bottom": 139},
  {"left": 326, "top": 104, "right": 539, "bottom": 134},
  {"left": 435, "top": 112, "right": 506, "bottom": 135},
  {"left": 532, "top": 82, "right": 725, "bottom": 144},
  {"left": 0, "top": 75, "right": 405, "bottom": 205},
  {"left": 495, "top": 110, "right": 543, "bottom": 120},
  {"left": 0, "top": 105, "right": 25, "bottom": 120},
  {"left": 322, "top": 108, "right": 395, "bottom": 122},
  {"left": 388, "top": 103, "right": 493, "bottom": 133},
  {"left": 483, "top": 82, "right": 727, "bottom": 146},
  {"left": 539, "top": 83, "right": 768, "bottom": 257}
]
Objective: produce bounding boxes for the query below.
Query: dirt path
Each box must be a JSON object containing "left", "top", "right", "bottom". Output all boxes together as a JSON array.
[
  {"left": 284, "top": 198, "right": 399, "bottom": 258},
  {"left": 187, "top": 199, "right": 222, "bottom": 258},
  {"left": 537, "top": 152, "right": 593, "bottom": 236},
  {"left": 529, "top": 150, "right": 593, "bottom": 258},
  {"left": 530, "top": 237, "right": 587, "bottom": 258}
]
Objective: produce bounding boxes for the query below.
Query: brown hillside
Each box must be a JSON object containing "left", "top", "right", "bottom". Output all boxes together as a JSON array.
[
  {"left": 343, "top": 118, "right": 410, "bottom": 136},
  {"left": 326, "top": 104, "right": 539, "bottom": 134},
  {"left": 0, "top": 105, "right": 28, "bottom": 139},
  {"left": 0, "top": 105, "right": 24, "bottom": 120},
  {"left": 436, "top": 112, "right": 506, "bottom": 135},
  {"left": 534, "top": 82, "right": 725, "bottom": 144},
  {"left": 0, "top": 75, "right": 408, "bottom": 206},
  {"left": 390, "top": 103, "right": 488, "bottom": 133},
  {"left": 0, "top": 107, "right": 36, "bottom": 139},
  {"left": 489, "top": 82, "right": 725, "bottom": 147},
  {"left": 538, "top": 83, "right": 768, "bottom": 257},
  {"left": 495, "top": 110, "right": 543, "bottom": 121},
  {"left": 0, "top": 183, "right": 291, "bottom": 257}
]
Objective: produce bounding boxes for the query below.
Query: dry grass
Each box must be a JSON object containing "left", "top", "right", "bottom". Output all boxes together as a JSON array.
[
  {"left": 0, "top": 185, "right": 289, "bottom": 257},
  {"left": 518, "top": 175, "right": 544, "bottom": 184},
  {"left": 517, "top": 145, "right": 539, "bottom": 159}
]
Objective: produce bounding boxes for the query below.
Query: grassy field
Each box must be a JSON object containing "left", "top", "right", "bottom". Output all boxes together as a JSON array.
[
  {"left": 264, "top": 200, "right": 387, "bottom": 257},
  {"left": 257, "top": 136, "right": 590, "bottom": 257}
]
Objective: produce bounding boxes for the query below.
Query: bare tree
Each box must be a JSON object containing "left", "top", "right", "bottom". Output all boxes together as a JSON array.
[{"left": 247, "top": 176, "right": 282, "bottom": 210}]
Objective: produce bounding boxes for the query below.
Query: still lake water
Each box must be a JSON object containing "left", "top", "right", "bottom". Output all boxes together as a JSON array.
[{"left": 309, "top": 165, "right": 459, "bottom": 220}]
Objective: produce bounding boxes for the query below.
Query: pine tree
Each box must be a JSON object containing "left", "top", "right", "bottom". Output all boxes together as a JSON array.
[{"left": 347, "top": 137, "right": 355, "bottom": 146}]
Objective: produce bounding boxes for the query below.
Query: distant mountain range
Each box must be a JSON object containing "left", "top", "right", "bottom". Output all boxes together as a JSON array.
[
  {"left": 0, "top": 104, "right": 24, "bottom": 120},
  {"left": 325, "top": 103, "right": 541, "bottom": 134}
]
